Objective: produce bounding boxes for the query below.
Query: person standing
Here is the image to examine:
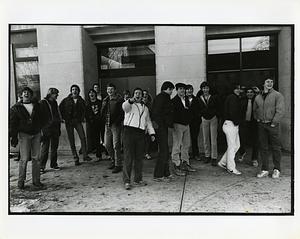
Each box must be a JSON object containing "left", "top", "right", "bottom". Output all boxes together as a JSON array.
[
  {"left": 198, "top": 82, "right": 219, "bottom": 166},
  {"left": 59, "top": 84, "right": 92, "bottom": 166},
  {"left": 40, "top": 88, "right": 62, "bottom": 173},
  {"left": 122, "top": 88, "right": 156, "bottom": 190},
  {"left": 254, "top": 78, "right": 285, "bottom": 178},
  {"left": 10, "top": 87, "right": 46, "bottom": 190},
  {"left": 185, "top": 84, "right": 201, "bottom": 161},
  {"left": 152, "top": 81, "right": 175, "bottom": 181},
  {"left": 218, "top": 84, "right": 243, "bottom": 175},
  {"left": 101, "top": 83, "right": 124, "bottom": 173},
  {"left": 86, "top": 89, "right": 103, "bottom": 161},
  {"left": 171, "top": 83, "right": 196, "bottom": 175}
]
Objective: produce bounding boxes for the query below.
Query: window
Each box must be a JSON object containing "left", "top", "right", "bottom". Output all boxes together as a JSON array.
[{"left": 12, "top": 43, "right": 41, "bottom": 100}]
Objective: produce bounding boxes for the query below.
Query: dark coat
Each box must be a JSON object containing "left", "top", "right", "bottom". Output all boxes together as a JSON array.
[
  {"left": 171, "top": 95, "right": 192, "bottom": 126},
  {"left": 198, "top": 94, "right": 219, "bottom": 120},
  {"left": 223, "top": 93, "right": 242, "bottom": 126},
  {"left": 100, "top": 94, "right": 124, "bottom": 126},
  {"left": 59, "top": 95, "right": 86, "bottom": 123},
  {"left": 10, "top": 100, "right": 45, "bottom": 140},
  {"left": 39, "top": 98, "right": 61, "bottom": 137},
  {"left": 151, "top": 91, "right": 174, "bottom": 128},
  {"left": 86, "top": 99, "right": 102, "bottom": 124}
]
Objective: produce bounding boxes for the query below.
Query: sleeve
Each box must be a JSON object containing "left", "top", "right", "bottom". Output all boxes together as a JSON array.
[
  {"left": 9, "top": 107, "right": 19, "bottom": 139},
  {"left": 253, "top": 96, "right": 259, "bottom": 120},
  {"left": 58, "top": 99, "right": 65, "bottom": 120},
  {"left": 272, "top": 93, "right": 285, "bottom": 125},
  {"left": 145, "top": 109, "right": 155, "bottom": 135},
  {"left": 151, "top": 96, "right": 163, "bottom": 125},
  {"left": 122, "top": 100, "right": 132, "bottom": 113}
]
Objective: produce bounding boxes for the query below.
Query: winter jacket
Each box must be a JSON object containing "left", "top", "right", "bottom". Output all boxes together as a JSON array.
[
  {"left": 39, "top": 98, "right": 61, "bottom": 137},
  {"left": 223, "top": 93, "right": 242, "bottom": 126},
  {"left": 122, "top": 100, "right": 155, "bottom": 135},
  {"left": 10, "top": 100, "right": 45, "bottom": 140},
  {"left": 188, "top": 95, "right": 202, "bottom": 124},
  {"left": 198, "top": 94, "right": 219, "bottom": 120},
  {"left": 59, "top": 95, "right": 86, "bottom": 123},
  {"left": 171, "top": 95, "right": 192, "bottom": 126},
  {"left": 151, "top": 92, "right": 174, "bottom": 128},
  {"left": 101, "top": 94, "right": 124, "bottom": 126},
  {"left": 253, "top": 88, "right": 285, "bottom": 125}
]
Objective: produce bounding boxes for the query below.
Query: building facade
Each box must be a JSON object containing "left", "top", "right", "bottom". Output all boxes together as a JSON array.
[{"left": 9, "top": 25, "right": 293, "bottom": 151}]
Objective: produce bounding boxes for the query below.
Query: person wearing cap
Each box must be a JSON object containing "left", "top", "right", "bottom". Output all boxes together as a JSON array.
[
  {"left": 254, "top": 78, "right": 285, "bottom": 178},
  {"left": 39, "top": 88, "right": 62, "bottom": 173},
  {"left": 185, "top": 84, "right": 202, "bottom": 161},
  {"left": 198, "top": 81, "right": 219, "bottom": 166},
  {"left": 122, "top": 88, "right": 156, "bottom": 190},
  {"left": 171, "top": 83, "right": 196, "bottom": 175},
  {"left": 10, "top": 86, "right": 46, "bottom": 190},
  {"left": 218, "top": 84, "right": 243, "bottom": 175},
  {"left": 59, "top": 84, "right": 92, "bottom": 165}
]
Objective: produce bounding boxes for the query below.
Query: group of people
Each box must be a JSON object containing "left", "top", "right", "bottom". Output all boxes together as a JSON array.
[{"left": 10, "top": 77, "right": 285, "bottom": 191}]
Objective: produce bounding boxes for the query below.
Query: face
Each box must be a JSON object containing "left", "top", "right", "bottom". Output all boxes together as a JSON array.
[
  {"left": 143, "top": 91, "right": 148, "bottom": 98},
  {"left": 264, "top": 79, "right": 274, "bottom": 90},
  {"left": 22, "top": 90, "right": 32, "bottom": 101},
  {"left": 124, "top": 93, "right": 130, "bottom": 100},
  {"left": 107, "top": 86, "right": 116, "bottom": 96},
  {"left": 71, "top": 87, "right": 79, "bottom": 97},
  {"left": 202, "top": 86, "right": 210, "bottom": 95},
  {"left": 177, "top": 87, "right": 186, "bottom": 97},
  {"left": 186, "top": 87, "right": 193, "bottom": 96},
  {"left": 93, "top": 85, "right": 100, "bottom": 93},
  {"left": 89, "top": 91, "right": 96, "bottom": 100},
  {"left": 233, "top": 85, "right": 241, "bottom": 96},
  {"left": 165, "top": 88, "right": 174, "bottom": 96},
  {"left": 133, "top": 89, "right": 143, "bottom": 103},
  {"left": 246, "top": 89, "right": 255, "bottom": 99},
  {"left": 50, "top": 92, "right": 59, "bottom": 100}
]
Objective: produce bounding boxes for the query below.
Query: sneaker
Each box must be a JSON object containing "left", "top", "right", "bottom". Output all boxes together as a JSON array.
[
  {"left": 238, "top": 152, "right": 246, "bottom": 162},
  {"left": 75, "top": 161, "right": 82, "bottom": 166},
  {"left": 153, "top": 177, "right": 165, "bottom": 182},
  {"left": 40, "top": 168, "right": 46, "bottom": 174},
  {"left": 204, "top": 157, "right": 211, "bottom": 164},
  {"left": 227, "top": 168, "right": 242, "bottom": 175},
  {"left": 217, "top": 161, "right": 227, "bottom": 170},
  {"left": 133, "top": 181, "right": 147, "bottom": 186},
  {"left": 272, "top": 169, "right": 280, "bottom": 179},
  {"left": 17, "top": 181, "right": 25, "bottom": 190},
  {"left": 145, "top": 154, "right": 152, "bottom": 160},
  {"left": 108, "top": 163, "right": 115, "bottom": 170},
  {"left": 83, "top": 156, "right": 92, "bottom": 161},
  {"left": 252, "top": 160, "right": 259, "bottom": 167},
  {"left": 102, "top": 153, "right": 111, "bottom": 161},
  {"left": 211, "top": 158, "right": 217, "bottom": 166},
  {"left": 182, "top": 162, "right": 196, "bottom": 172},
  {"left": 257, "top": 170, "right": 269, "bottom": 178},
  {"left": 112, "top": 166, "right": 122, "bottom": 173},
  {"left": 194, "top": 155, "right": 201, "bottom": 161},
  {"left": 51, "top": 166, "right": 60, "bottom": 171},
  {"left": 124, "top": 183, "right": 131, "bottom": 190},
  {"left": 31, "top": 182, "right": 46, "bottom": 191},
  {"left": 173, "top": 164, "right": 186, "bottom": 176}
]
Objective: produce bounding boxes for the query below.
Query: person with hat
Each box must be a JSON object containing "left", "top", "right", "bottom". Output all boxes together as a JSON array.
[
  {"left": 10, "top": 86, "right": 46, "bottom": 190},
  {"left": 39, "top": 88, "right": 62, "bottom": 173},
  {"left": 171, "top": 83, "right": 196, "bottom": 176},
  {"left": 59, "top": 84, "right": 92, "bottom": 166}
]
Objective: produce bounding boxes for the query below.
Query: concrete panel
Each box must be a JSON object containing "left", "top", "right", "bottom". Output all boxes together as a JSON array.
[
  {"left": 156, "top": 42, "right": 206, "bottom": 57},
  {"left": 38, "top": 50, "right": 82, "bottom": 65}
]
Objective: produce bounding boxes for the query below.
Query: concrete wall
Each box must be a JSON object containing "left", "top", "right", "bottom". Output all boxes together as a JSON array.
[
  {"left": 154, "top": 26, "right": 207, "bottom": 95},
  {"left": 278, "top": 27, "right": 292, "bottom": 151},
  {"left": 37, "top": 26, "right": 84, "bottom": 150}
]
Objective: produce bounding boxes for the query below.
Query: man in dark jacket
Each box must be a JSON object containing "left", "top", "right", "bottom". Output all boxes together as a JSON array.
[
  {"left": 171, "top": 83, "right": 196, "bottom": 175},
  {"left": 152, "top": 81, "right": 175, "bottom": 181},
  {"left": 10, "top": 87, "right": 46, "bottom": 190},
  {"left": 59, "top": 84, "right": 92, "bottom": 165},
  {"left": 101, "top": 83, "right": 124, "bottom": 173},
  {"left": 39, "top": 88, "right": 61, "bottom": 173}
]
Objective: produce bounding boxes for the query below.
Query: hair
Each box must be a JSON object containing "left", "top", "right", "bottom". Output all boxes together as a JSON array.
[
  {"left": 132, "top": 87, "right": 143, "bottom": 96},
  {"left": 161, "top": 81, "right": 175, "bottom": 91},
  {"left": 88, "top": 89, "right": 97, "bottom": 96},
  {"left": 93, "top": 83, "right": 100, "bottom": 88},
  {"left": 70, "top": 84, "right": 80, "bottom": 93},
  {"left": 185, "top": 84, "right": 193, "bottom": 90},
  {"left": 200, "top": 81, "right": 209, "bottom": 89},
  {"left": 245, "top": 87, "right": 254, "bottom": 93},
  {"left": 21, "top": 86, "right": 33, "bottom": 96},
  {"left": 106, "top": 83, "right": 116, "bottom": 89},
  {"left": 46, "top": 88, "right": 59, "bottom": 98},
  {"left": 123, "top": 90, "right": 131, "bottom": 96},
  {"left": 231, "top": 84, "right": 241, "bottom": 93},
  {"left": 175, "top": 83, "right": 186, "bottom": 90}
]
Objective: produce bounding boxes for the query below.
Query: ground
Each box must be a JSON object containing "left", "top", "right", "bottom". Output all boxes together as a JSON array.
[{"left": 9, "top": 150, "right": 292, "bottom": 213}]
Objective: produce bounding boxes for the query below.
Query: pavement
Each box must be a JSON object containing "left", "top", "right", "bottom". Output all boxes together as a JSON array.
[{"left": 9, "top": 149, "right": 292, "bottom": 214}]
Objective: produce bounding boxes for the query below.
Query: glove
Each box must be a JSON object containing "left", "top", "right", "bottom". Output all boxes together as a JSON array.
[{"left": 11, "top": 137, "right": 18, "bottom": 147}]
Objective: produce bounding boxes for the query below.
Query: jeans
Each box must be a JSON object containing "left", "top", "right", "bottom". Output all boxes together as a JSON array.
[
  {"left": 104, "top": 124, "right": 122, "bottom": 166},
  {"left": 171, "top": 123, "right": 190, "bottom": 166},
  {"left": 65, "top": 122, "right": 88, "bottom": 160},
  {"left": 87, "top": 120, "right": 102, "bottom": 157},
  {"left": 219, "top": 120, "right": 240, "bottom": 171},
  {"left": 239, "top": 120, "right": 259, "bottom": 161},
  {"left": 202, "top": 116, "right": 218, "bottom": 159},
  {"left": 123, "top": 127, "right": 145, "bottom": 183},
  {"left": 18, "top": 132, "right": 41, "bottom": 185},
  {"left": 258, "top": 122, "right": 282, "bottom": 171},
  {"left": 189, "top": 120, "right": 201, "bottom": 157},
  {"left": 40, "top": 134, "right": 59, "bottom": 169},
  {"left": 154, "top": 126, "right": 171, "bottom": 178}
]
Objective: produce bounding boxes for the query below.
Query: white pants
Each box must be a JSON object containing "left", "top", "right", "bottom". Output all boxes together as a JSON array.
[{"left": 219, "top": 120, "right": 240, "bottom": 171}]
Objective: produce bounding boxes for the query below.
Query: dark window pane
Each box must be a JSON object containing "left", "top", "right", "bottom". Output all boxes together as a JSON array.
[{"left": 241, "top": 70, "right": 277, "bottom": 90}]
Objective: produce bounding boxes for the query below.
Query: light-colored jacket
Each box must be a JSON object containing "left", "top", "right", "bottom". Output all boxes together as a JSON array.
[
  {"left": 122, "top": 100, "right": 155, "bottom": 135},
  {"left": 253, "top": 88, "right": 285, "bottom": 125}
]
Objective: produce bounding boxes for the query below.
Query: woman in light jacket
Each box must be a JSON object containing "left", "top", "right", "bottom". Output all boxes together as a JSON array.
[{"left": 122, "top": 88, "right": 156, "bottom": 190}]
